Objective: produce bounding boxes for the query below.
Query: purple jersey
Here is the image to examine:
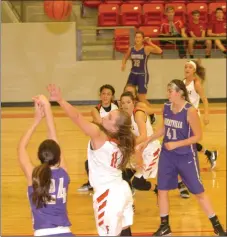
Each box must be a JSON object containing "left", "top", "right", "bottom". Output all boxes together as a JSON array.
[
  {"left": 28, "top": 167, "right": 71, "bottom": 230},
  {"left": 162, "top": 102, "right": 196, "bottom": 155},
  {"left": 130, "top": 47, "right": 149, "bottom": 74}
]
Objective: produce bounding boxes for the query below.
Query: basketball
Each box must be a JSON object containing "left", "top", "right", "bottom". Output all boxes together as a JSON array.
[{"left": 44, "top": 0, "right": 72, "bottom": 20}]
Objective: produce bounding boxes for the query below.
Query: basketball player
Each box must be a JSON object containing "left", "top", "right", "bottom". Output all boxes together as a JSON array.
[
  {"left": 184, "top": 60, "right": 218, "bottom": 169},
  {"left": 18, "top": 95, "right": 74, "bottom": 236},
  {"left": 121, "top": 91, "right": 190, "bottom": 199},
  {"left": 137, "top": 80, "right": 226, "bottom": 236},
  {"left": 47, "top": 84, "right": 135, "bottom": 236},
  {"left": 120, "top": 91, "right": 159, "bottom": 195},
  {"left": 121, "top": 31, "right": 162, "bottom": 119},
  {"left": 78, "top": 84, "right": 118, "bottom": 192},
  {"left": 123, "top": 84, "right": 156, "bottom": 124}
]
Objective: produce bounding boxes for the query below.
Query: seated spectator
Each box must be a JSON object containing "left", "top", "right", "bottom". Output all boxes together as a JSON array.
[
  {"left": 188, "top": 10, "right": 212, "bottom": 58},
  {"left": 159, "top": 6, "right": 187, "bottom": 58},
  {"left": 207, "top": 7, "right": 227, "bottom": 56}
]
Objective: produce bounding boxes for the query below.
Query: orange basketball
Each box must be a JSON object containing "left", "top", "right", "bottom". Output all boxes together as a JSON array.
[{"left": 44, "top": 0, "right": 72, "bottom": 20}]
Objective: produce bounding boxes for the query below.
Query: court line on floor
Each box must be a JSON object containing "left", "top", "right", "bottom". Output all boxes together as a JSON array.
[
  {"left": 3, "top": 230, "right": 215, "bottom": 236},
  {"left": 1, "top": 109, "right": 226, "bottom": 119}
]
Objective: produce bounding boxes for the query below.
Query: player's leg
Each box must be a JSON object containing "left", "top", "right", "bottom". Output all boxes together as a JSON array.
[
  {"left": 188, "top": 39, "right": 195, "bottom": 58},
  {"left": 178, "top": 153, "right": 226, "bottom": 236},
  {"left": 126, "top": 72, "right": 137, "bottom": 87},
  {"left": 77, "top": 160, "right": 93, "bottom": 192},
  {"left": 152, "top": 149, "right": 178, "bottom": 236},
  {"left": 214, "top": 39, "right": 227, "bottom": 55},
  {"left": 205, "top": 40, "right": 212, "bottom": 58},
  {"left": 137, "top": 74, "right": 156, "bottom": 124}
]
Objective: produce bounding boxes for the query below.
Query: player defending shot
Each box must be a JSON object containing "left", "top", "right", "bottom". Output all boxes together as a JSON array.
[{"left": 121, "top": 31, "right": 162, "bottom": 108}]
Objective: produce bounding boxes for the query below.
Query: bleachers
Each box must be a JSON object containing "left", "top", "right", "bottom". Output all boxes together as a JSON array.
[{"left": 83, "top": 0, "right": 226, "bottom": 54}]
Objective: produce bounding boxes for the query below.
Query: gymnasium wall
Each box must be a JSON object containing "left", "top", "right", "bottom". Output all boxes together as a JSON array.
[{"left": 1, "top": 22, "right": 226, "bottom": 104}]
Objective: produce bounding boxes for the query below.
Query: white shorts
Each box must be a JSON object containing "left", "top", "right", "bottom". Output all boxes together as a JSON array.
[
  {"left": 134, "top": 140, "right": 161, "bottom": 179},
  {"left": 93, "top": 180, "right": 134, "bottom": 236}
]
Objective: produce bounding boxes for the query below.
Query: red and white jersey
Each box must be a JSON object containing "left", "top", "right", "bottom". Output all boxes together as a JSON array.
[
  {"left": 131, "top": 109, "right": 154, "bottom": 137},
  {"left": 184, "top": 79, "right": 200, "bottom": 109},
  {"left": 87, "top": 140, "right": 123, "bottom": 191},
  {"left": 96, "top": 102, "right": 118, "bottom": 118}
]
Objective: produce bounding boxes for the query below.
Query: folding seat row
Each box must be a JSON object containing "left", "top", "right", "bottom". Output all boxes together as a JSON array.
[
  {"left": 83, "top": 0, "right": 224, "bottom": 8},
  {"left": 98, "top": 2, "right": 226, "bottom": 26}
]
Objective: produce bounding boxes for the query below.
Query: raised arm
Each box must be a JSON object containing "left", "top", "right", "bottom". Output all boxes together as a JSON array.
[
  {"left": 144, "top": 38, "right": 163, "bottom": 55},
  {"left": 91, "top": 107, "right": 102, "bottom": 124},
  {"left": 37, "top": 95, "right": 68, "bottom": 171},
  {"left": 47, "top": 84, "right": 101, "bottom": 139},
  {"left": 17, "top": 102, "right": 44, "bottom": 184}
]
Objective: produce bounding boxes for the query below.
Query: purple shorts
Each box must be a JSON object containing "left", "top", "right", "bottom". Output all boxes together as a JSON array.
[
  {"left": 127, "top": 72, "right": 149, "bottom": 94},
  {"left": 44, "top": 233, "right": 75, "bottom": 236},
  {"left": 157, "top": 149, "right": 204, "bottom": 194}
]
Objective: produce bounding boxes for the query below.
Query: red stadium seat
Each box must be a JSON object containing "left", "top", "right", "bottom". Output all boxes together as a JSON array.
[
  {"left": 188, "top": 0, "right": 209, "bottom": 3},
  {"left": 125, "top": 0, "right": 147, "bottom": 4},
  {"left": 121, "top": 4, "right": 142, "bottom": 26},
  {"left": 187, "top": 3, "right": 208, "bottom": 23},
  {"left": 209, "top": 2, "right": 226, "bottom": 21},
  {"left": 150, "top": 0, "right": 165, "bottom": 3},
  {"left": 114, "top": 28, "right": 130, "bottom": 53},
  {"left": 165, "top": 3, "right": 186, "bottom": 22},
  {"left": 139, "top": 26, "right": 160, "bottom": 45},
  {"left": 104, "top": 0, "right": 122, "bottom": 5},
  {"left": 83, "top": 0, "right": 102, "bottom": 8},
  {"left": 98, "top": 4, "right": 119, "bottom": 26},
  {"left": 143, "top": 3, "right": 164, "bottom": 26}
]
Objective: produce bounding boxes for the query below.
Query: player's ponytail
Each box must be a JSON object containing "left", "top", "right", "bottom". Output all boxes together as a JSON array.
[
  {"left": 192, "top": 59, "right": 206, "bottom": 82},
  {"left": 31, "top": 163, "right": 53, "bottom": 209},
  {"left": 31, "top": 139, "right": 60, "bottom": 209}
]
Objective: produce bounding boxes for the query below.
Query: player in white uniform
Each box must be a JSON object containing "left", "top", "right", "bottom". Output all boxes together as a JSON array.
[
  {"left": 120, "top": 91, "right": 160, "bottom": 194},
  {"left": 78, "top": 84, "right": 119, "bottom": 192},
  {"left": 47, "top": 84, "right": 135, "bottom": 236},
  {"left": 184, "top": 60, "right": 218, "bottom": 169}
]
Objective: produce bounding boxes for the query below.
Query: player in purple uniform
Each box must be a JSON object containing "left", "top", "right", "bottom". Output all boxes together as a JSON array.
[
  {"left": 121, "top": 31, "right": 162, "bottom": 121},
  {"left": 18, "top": 95, "right": 74, "bottom": 237},
  {"left": 137, "top": 79, "right": 226, "bottom": 236}
]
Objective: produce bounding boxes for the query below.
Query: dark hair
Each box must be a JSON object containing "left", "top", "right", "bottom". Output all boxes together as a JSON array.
[
  {"left": 99, "top": 84, "right": 115, "bottom": 96},
  {"left": 120, "top": 91, "right": 136, "bottom": 103},
  {"left": 124, "top": 84, "right": 138, "bottom": 101},
  {"left": 31, "top": 139, "right": 61, "bottom": 209},
  {"left": 166, "top": 6, "right": 175, "bottom": 12},
  {"left": 135, "top": 30, "right": 144, "bottom": 38},
  {"left": 192, "top": 59, "right": 206, "bottom": 82},
  {"left": 168, "top": 79, "right": 190, "bottom": 103},
  {"left": 192, "top": 10, "right": 200, "bottom": 15},
  {"left": 216, "top": 7, "right": 224, "bottom": 12},
  {"left": 97, "top": 111, "right": 135, "bottom": 170}
]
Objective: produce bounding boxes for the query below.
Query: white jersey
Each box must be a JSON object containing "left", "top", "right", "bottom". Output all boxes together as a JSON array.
[
  {"left": 131, "top": 109, "right": 154, "bottom": 137},
  {"left": 96, "top": 102, "right": 118, "bottom": 118},
  {"left": 184, "top": 79, "right": 200, "bottom": 109},
  {"left": 87, "top": 140, "right": 123, "bottom": 191}
]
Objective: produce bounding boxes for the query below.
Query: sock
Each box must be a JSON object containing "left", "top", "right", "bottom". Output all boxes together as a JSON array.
[
  {"left": 205, "top": 149, "right": 212, "bottom": 157},
  {"left": 209, "top": 215, "right": 222, "bottom": 228},
  {"left": 120, "top": 227, "right": 132, "bottom": 236},
  {"left": 190, "top": 55, "right": 194, "bottom": 58},
  {"left": 153, "top": 184, "right": 158, "bottom": 194},
  {"left": 160, "top": 215, "right": 169, "bottom": 226}
]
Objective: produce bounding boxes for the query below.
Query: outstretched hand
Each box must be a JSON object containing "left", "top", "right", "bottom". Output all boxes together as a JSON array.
[
  {"left": 47, "top": 84, "right": 62, "bottom": 102},
  {"left": 34, "top": 101, "right": 45, "bottom": 124}
]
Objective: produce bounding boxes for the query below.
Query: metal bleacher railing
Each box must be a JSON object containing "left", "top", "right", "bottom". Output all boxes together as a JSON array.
[{"left": 76, "top": 26, "right": 226, "bottom": 61}]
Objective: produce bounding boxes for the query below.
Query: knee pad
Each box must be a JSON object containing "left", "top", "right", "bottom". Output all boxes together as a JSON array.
[
  {"left": 196, "top": 143, "right": 203, "bottom": 152},
  {"left": 132, "top": 176, "right": 151, "bottom": 191},
  {"left": 120, "top": 227, "right": 132, "bottom": 236}
]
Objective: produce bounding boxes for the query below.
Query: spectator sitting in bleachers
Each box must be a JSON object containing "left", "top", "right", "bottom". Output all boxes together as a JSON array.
[
  {"left": 187, "top": 10, "right": 212, "bottom": 59},
  {"left": 207, "top": 7, "right": 227, "bottom": 56},
  {"left": 159, "top": 6, "right": 187, "bottom": 58}
]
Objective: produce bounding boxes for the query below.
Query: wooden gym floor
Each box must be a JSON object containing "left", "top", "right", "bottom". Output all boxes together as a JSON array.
[{"left": 1, "top": 103, "right": 226, "bottom": 236}]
